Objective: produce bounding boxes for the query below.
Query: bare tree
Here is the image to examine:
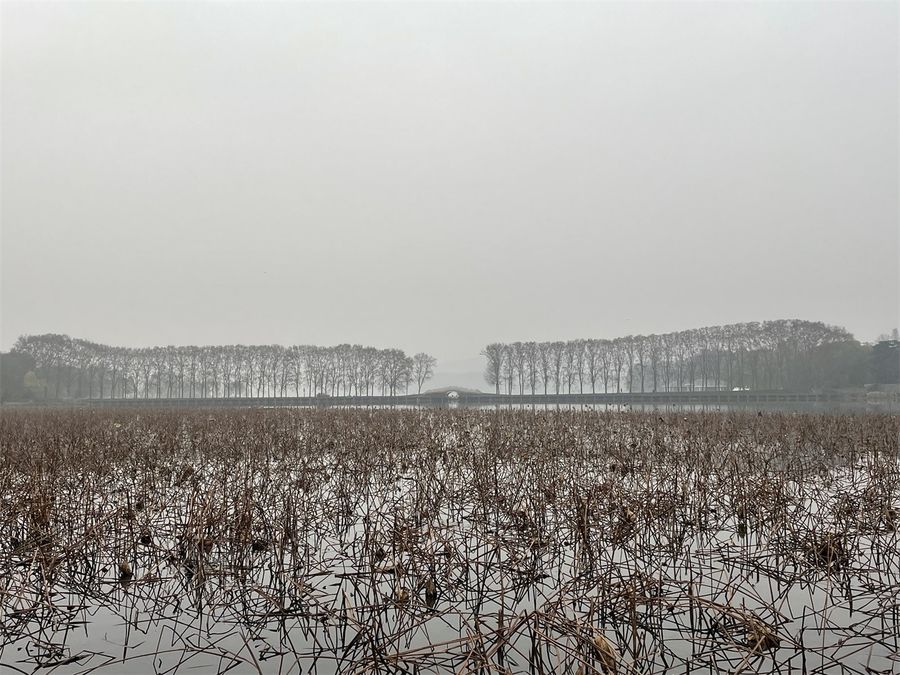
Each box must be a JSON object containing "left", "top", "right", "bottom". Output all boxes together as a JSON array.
[
  {"left": 538, "top": 342, "right": 553, "bottom": 394},
  {"left": 524, "top": 342, "right": 539, "bottom": 396},
  {"left": 512, "top": 342, "right": 527, "bottom": 395},
  {"left": 550, "top": 342, "right": 565, "bottom": 395},
  {"left": 584, "top": 339, "right": 601, "bottom": 394},
  {"left": 482, "top": 343, "right": 504, "bottom": 396},
  {"left": 412, "top": 352, "right": 437, "bottom": 393}
]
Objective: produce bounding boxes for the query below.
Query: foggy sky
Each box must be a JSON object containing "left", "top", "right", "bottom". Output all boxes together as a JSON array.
[{"left": 2, "top": 2, "right": 898, "bottom": 369}]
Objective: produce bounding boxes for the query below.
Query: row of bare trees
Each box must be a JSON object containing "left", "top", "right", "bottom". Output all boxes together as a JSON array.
[
  {"left": 482, "top": 320, "right": 855, "bottom": 395},
  {"left": 13, "top": 334, "right": 437, "bottom": 400}
]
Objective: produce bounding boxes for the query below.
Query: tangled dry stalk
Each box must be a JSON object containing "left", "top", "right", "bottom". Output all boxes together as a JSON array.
[{"left": 0, "top": 408, "right": 898, "bottom": 674}]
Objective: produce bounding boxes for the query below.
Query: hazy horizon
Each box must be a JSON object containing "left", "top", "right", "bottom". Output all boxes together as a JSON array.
[{"left": 2, "top": 2, "right": 898, "bottom": 367}]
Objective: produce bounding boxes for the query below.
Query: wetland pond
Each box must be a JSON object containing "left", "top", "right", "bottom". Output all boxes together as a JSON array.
[{"left": 1, "top": 408, "right": 898, "bottom": 674}]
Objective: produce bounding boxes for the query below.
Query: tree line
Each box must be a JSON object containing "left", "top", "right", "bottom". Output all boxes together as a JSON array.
[
  {"left": 9, "top": 335, "right": 437, "bottom": 400},
  {"left": 481, "top": 320, "right": 872, "bottom": 395},
  {"left": 2, "top": 320, "right": 894, "bottom": 403}
]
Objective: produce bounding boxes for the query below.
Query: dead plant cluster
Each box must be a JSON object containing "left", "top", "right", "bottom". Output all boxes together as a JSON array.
[{"left": 0, "top": 408, "right": 898, "bottom": 674}]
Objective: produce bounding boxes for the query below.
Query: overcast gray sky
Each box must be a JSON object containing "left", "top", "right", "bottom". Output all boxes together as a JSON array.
[{"left": 2, "top": 1, "right": 897, "bottom": 367}]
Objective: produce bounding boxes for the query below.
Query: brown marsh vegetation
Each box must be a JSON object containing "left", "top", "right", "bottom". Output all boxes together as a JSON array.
[{"left": 0, "top": 408, "right": 898, "bottom": 674}]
